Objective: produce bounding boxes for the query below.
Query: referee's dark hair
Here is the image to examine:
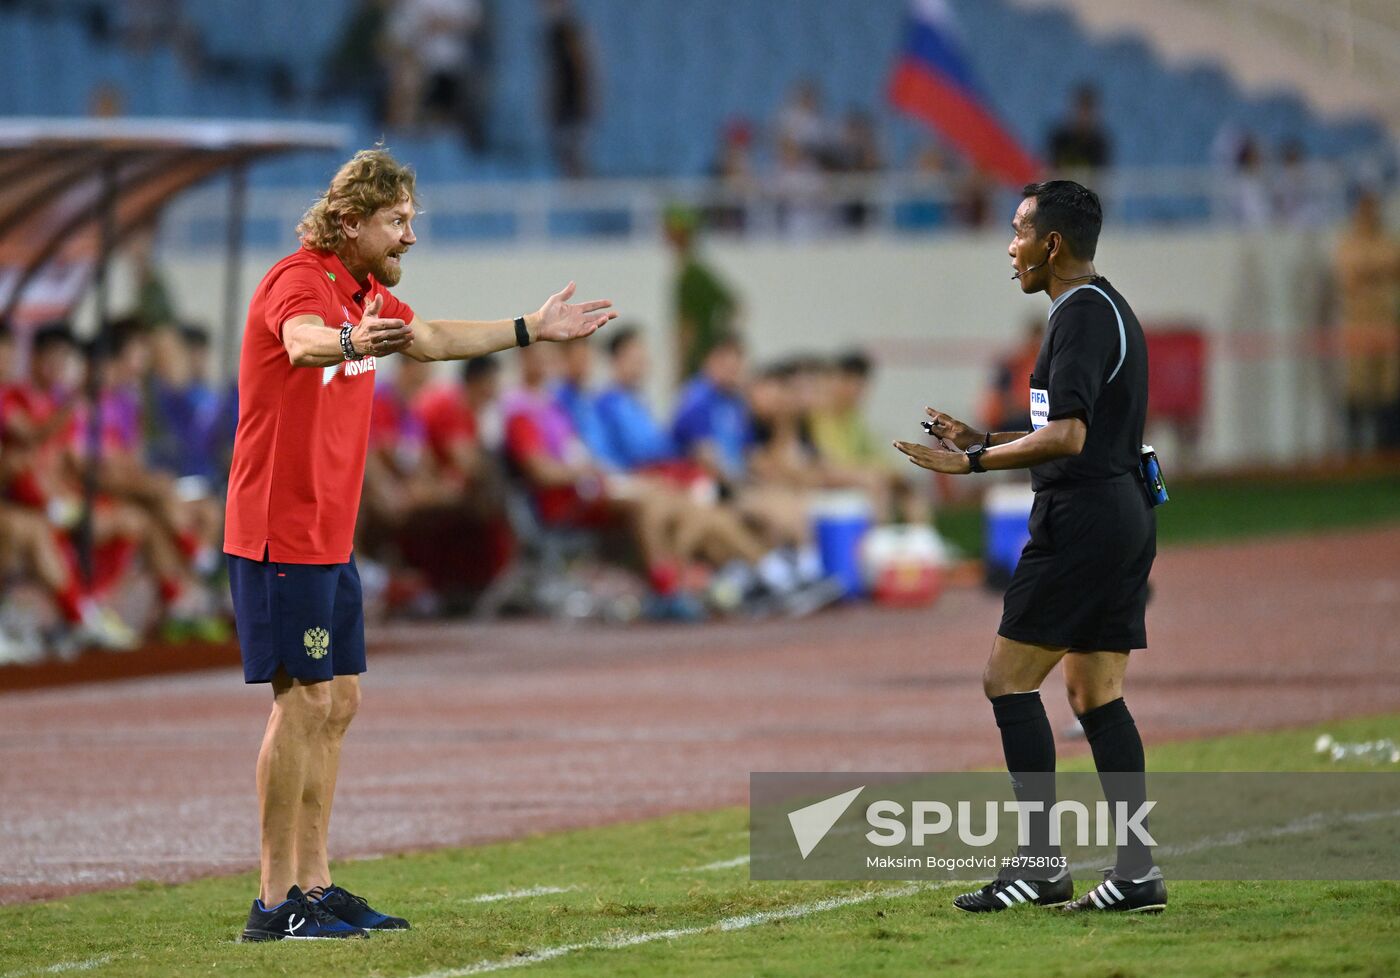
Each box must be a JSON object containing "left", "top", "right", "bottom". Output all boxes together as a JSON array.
[{"left": 1022, "top": 180, "right": 1102, "bottom": 260}]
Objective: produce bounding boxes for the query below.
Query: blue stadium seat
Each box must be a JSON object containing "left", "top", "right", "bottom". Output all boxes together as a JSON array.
[{"left": 2, "top": 0, "right": 1390, "bottom": 202}]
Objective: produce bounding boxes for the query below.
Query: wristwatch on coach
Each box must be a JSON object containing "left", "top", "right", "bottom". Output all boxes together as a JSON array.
[{"left": 965, "top": 443, "right": 987, "bottom": 473}]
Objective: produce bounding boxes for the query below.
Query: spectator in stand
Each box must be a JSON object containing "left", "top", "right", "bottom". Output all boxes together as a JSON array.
[
  {"left": 776, "top": 79, "right": 836, "bottom": 168},
  {"left": 1228, "top": 134, "right": 1273, "bottom": 228},
  {"left": 1047, "top": 83, "right": 1111, "bottom": 172},
  {"left": 809, "top": 351, "right": 931, "bottom": 525},
  {"left": 541, "top": 0, "right": 594, "bottom": 177},
  {"left": 774, "top": 134, "right": 831, "bottom": 238},
  {"left": 389, "top": 0, "right": 486, "bottom": 143},
  {"left": 833, "top": 109, "right": 884, "bottom": 229},
  {"left": 668, "top": 206, "right": 742, "bottom": 382},
  {"left": 707, "top": 119, "right": 758, "bottom": 233},
  {"left": 1273, "top": 138, "right": 1327, "bottom": 229},
  {"left": 325, "top": 0, "right": 392, "bottom": 127},
  {"left": 1333, "top": 190, "right": 1400, "bottom": 451}
]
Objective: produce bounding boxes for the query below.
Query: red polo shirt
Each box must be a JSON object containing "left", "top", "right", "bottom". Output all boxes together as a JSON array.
[{"left": 224, "top": 247, "right": 415, "bottom": 564}]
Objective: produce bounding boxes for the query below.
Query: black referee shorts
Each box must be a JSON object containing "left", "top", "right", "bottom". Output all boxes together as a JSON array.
[{"left": 998, "top": 475, "right": 1156, "bottom": 651}]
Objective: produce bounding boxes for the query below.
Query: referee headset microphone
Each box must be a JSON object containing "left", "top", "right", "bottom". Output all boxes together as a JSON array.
[{"left": 1012, "top": 241, "right": 1055, "bottom": 280}]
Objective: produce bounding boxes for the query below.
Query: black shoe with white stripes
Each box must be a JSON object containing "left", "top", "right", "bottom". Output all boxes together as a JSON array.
[
  {"left": 953, "top": 871, "right": 1074, "bottom": 912},
  {"left": 1063, "top": 865, "right": 1168, "bottom": 914},
  {"left": 239, "top": 885, "right": 369, "bottom": 941}
]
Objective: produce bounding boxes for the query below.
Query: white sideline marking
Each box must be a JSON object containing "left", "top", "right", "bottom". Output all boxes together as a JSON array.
[
  {"left": 467, "top": 885, "right": 576, "bottom": 904},
  {"left": 409, "top": 805, "right": 1400, "bottom": 978},
  {"left": 1, "top": 956, "right": 115, "bottom": 978},
  {"left": 1152, "top": 806, "right": 1400, "bottom": 861},
  {"left": 410, "top": 883, "right": 942, "bottom": 978},
  {"left": 681, "top": 856, "right": 750, "bottom": 872}
]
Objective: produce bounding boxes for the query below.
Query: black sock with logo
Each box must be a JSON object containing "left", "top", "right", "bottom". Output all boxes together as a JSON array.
[
  {"left": 991, "top": 691, "right": 1060, "bottom": 875},
  {"left": 1078, "top": 697, "right": 1153, "bottom": 879}
]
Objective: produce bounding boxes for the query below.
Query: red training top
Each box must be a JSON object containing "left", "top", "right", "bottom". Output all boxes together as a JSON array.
[{"left": 224, "top": 247, "right": 415, "bottom": 564}]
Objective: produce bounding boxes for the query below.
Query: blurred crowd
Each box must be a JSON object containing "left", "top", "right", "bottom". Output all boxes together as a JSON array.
[
  {"left": 0, "top": 301, "right": 932, "bottom": 663},
  {"left": 0, "top": 317, "right": 234, "bottom": 664},
  {"left": 360, "top": 328, "right": 929, "bottom": 624}
]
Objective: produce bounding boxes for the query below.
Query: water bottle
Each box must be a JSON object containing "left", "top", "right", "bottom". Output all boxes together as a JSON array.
[{"left": 1139, "top": 445, "right": 1169, "bottom": 507}]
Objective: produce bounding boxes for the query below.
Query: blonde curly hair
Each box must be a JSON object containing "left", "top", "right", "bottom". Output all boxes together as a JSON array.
[{"left": 296, "top": 148, "right": 419, "bottom": 252}]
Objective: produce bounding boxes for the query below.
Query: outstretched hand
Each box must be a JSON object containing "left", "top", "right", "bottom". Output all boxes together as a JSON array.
[
  {"left": 533, "top": 282, "right": 618, "bottom": 342},
  {"left": 892, "top": 439, "right": 972, "bottom": 474},
  {"left": 351, "top": 294, "right": 414, "bottom": 358}
]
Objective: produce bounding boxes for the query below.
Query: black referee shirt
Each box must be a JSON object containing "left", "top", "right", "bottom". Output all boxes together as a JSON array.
[{"left": 1027, "top": 276, "right": 1148, "bottom": 491}]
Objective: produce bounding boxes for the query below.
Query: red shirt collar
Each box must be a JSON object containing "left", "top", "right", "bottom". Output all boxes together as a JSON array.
[{"left": 308, "top": 248, "right": 379, "bottom": 309}]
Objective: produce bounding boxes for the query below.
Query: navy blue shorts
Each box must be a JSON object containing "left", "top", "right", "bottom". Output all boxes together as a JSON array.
[{"left": 227, "top": 552, "right": 367, "bottom": 684}]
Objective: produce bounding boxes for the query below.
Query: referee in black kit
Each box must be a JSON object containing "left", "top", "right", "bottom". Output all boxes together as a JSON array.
[{"left": 894, "top": 180, "right": 1167, "bottom": 915}]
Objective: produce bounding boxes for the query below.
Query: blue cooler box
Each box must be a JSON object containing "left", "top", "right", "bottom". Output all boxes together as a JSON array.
[
  {"left": 984, "top": 483, "right": 1035, "bottom": 582},
  {"left": 811, "top": 491, "right": 874, "bottom": 599}
]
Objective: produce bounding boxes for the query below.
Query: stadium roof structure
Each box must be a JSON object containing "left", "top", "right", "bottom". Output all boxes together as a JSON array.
[{"left": 0, "top": 118, "right": 348, "bottom": 328}]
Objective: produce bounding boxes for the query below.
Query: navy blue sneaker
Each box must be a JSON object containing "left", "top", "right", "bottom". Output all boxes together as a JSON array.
[
  {"left": 239, "top": 885, "right": 369, "bottom": 941},
  {"left": 310, "top": 885, "right": 410, "bottom": 931}
]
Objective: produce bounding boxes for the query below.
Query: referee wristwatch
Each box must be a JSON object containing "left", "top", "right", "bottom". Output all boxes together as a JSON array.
[{"left": 965, "top": 443, "right": 988, "bottom": 473}]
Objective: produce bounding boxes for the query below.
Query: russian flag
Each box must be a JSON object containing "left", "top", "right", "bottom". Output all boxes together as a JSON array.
[{"left": 888, "top": 0, "right": 1041, "bottom": 186}]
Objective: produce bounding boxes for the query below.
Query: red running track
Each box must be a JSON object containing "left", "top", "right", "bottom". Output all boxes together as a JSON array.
[{"left": 2, "top": 527, "right": 1399, "bottom": 904}]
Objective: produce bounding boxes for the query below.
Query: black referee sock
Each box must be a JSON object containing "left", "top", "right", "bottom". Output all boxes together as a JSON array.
[
  {"left": 990, "top": 691, "right": 1060, "bottom": 872},
  {"left": 1078, "top": 697, "right": 1153, "bottom": 879}
]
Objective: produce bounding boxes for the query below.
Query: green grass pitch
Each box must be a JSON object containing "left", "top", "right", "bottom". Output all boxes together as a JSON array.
[{"left": 3, "top": 712, "right": 1398, "bottom": 978}]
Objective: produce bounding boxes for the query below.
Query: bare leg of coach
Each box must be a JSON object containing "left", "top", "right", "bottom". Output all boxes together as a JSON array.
[
  {"left": 255, "top": 672, "right": 332, "bottom": 906},
  {"left": 296, "top": 675, "right": 361, "bottom": 894}
]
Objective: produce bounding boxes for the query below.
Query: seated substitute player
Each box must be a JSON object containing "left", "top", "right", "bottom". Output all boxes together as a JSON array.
[
  {"left": 895, "top": 180, "right": 1166, "bottom": 915},
  {"left": 225, "top": 148, "right": 616, "bottom": 942}
]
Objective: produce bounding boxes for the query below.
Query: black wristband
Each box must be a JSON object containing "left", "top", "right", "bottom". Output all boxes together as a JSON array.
[
  {"left": 514, "top": 315, "right": 531, "bottom": 348},
  {"left": 339, "top": 324, "right": 362, "bottom": 360}
]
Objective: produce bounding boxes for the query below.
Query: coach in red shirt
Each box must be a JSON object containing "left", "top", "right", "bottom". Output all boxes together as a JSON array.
[{"left": 226, "top": 148, "right": 614, "bottom": 942}]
